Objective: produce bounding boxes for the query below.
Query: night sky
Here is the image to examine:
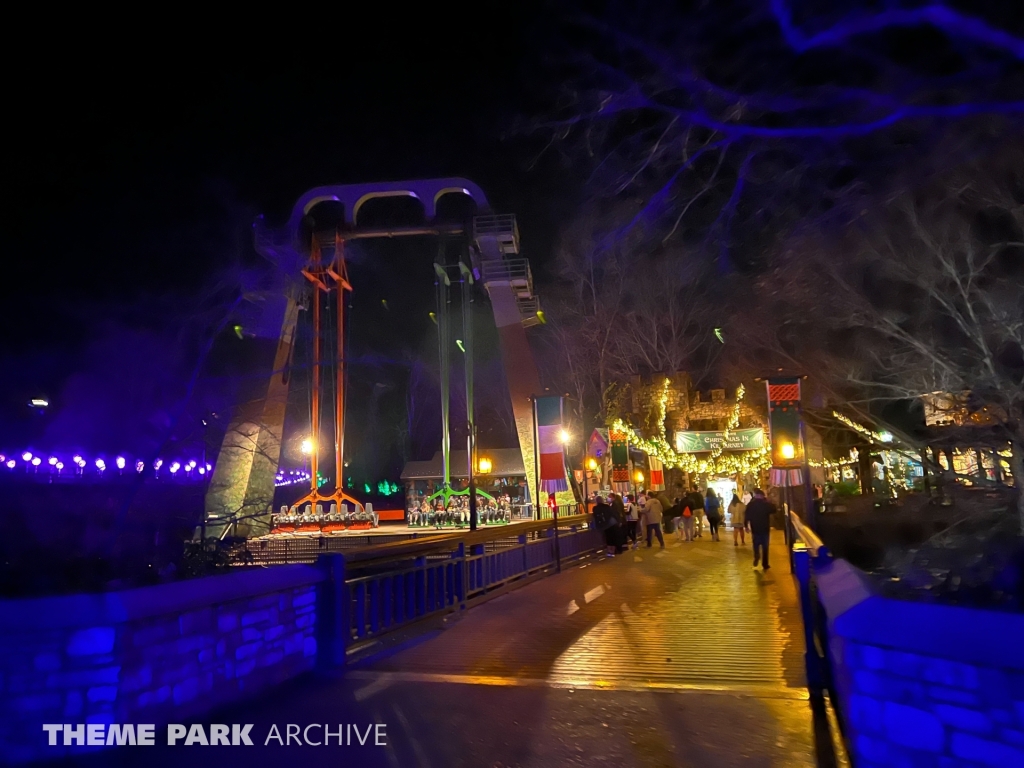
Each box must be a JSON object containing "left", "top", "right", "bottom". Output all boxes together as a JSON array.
[{"left": 1, "top": 6, "right": 569, "bottom": 461}]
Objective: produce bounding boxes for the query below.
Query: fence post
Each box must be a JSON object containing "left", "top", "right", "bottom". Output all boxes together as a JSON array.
[
  {"left": 316, "top": 552, "right": 348, "bottom": 670},
  {"left": 455, "top": 541, "right": 467, "bottom": 610},
  {"left": 793, "top": 545, "right": 822, "bottom": 693},
  {"left": 544, "top": 526, "right": 558, "bottom": 571},
  {"left": 414, "top": 556, "right": 426, "bottom": 617},
  {"left": 552, "top": 511, "right": 562, "bottom": 572},
  {"left": 787, "top": 507, "right": 796, "bottom": 574}
]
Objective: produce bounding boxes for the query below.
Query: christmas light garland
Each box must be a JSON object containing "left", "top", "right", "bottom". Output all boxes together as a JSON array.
[
  {"left": 808, "top": 457, "right": 858, "bottom": 468},
  {"left": 709, "top": 384, "right": 744, "bottom": 461},
  {"left": 832, "top": 411, "right": 893, "bottom": 444},
  {"left": 613, "top": 384, "right": 771, "bottom": 478}
]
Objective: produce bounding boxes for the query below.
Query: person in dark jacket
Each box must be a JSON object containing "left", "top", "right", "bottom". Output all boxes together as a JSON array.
[
  {"left": 704, "top": 488, "right": 722, "bottom": 541},
  {"left": 610, "top": 494, "right": 627, "bottom": 553},
  {"left": 745, "top": 488, "right": 776, "bottom": 570},
  {"left": 593, "top": 494, "right": 620, "bottom": 557}
]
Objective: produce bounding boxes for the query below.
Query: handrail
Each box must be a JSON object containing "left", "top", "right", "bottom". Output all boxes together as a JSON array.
[
  {"left": 789, "top": 510, "right": 825, "bottom": 556},
  {"left": 786, "top": 512, "right": 847, "bottom": 762},
  {"left": 342, "top": 513, "right": 589, "bottom": 565},
  {"left": 314, "top": 512, "right": 602, "bottom": 664}
]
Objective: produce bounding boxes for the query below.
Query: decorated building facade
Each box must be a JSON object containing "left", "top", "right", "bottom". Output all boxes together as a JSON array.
[{"left": 591, "top": 373, "right": 776, "bottom": 498}]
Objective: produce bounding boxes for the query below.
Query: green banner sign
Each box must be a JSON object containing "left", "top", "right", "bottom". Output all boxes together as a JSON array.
[{"left": 674, "top": 428, "right": 765, "bottom": 453}]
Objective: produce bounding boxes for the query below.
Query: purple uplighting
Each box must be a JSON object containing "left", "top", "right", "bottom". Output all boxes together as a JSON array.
[
  {"left": 274, "top": 469, "right": 313, "bottom": 488},
  {"left": 0, "top": 449, "right": 216, "bottom": 483}
]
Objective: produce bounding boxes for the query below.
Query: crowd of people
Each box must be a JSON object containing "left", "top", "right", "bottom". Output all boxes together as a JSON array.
[
  {"left": 589, "top": 484, "right": 776, "bottom": 570},
  {"left": 407, "top": 494, "right": 515, "bottom": 528},
  {"left": 270, "top": 503, "right": 379, "bottom": 532}
]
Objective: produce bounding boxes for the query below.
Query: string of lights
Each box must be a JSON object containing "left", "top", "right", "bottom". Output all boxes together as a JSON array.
[
  {"left": 832, "top": 411, "right": 894, "bottom": 444},
  {"left": 612, "top": 383, "right": 771, "bottom": 477},
  {"left": 0, "top": 451, "right": 211, "bottom": 479},
  {"left": 709, "top": 384, "right": 745, "bottom": 461}
]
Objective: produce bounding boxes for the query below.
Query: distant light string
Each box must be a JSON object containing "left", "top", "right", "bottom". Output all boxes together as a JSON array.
[
  {"left": 0, "top": 451, "right": 212, "bottom": 479},
  {"left": 831, "top": 411, "right": 894, "bottom": 444}
]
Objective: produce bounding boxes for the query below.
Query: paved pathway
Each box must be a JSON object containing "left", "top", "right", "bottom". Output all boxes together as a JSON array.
[{"left": 51, "top": 533, "right": 829, "bottom": 768}]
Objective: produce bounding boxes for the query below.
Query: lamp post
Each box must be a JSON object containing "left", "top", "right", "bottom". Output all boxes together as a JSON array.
[
  {"left": 558, "top": 428, "right": 571, "bottom": 519},
  {"left": 585, "top": 457, "right": 597, "bottom": 511},
  {"left": 798, "top": 419, "right": 815, "bottom": 527},
  {"left": 634, "top": 469, "right": 644, "bottom": 499},
  {"left": 530, "top": 396, "right": 539, "bottom": 519}
]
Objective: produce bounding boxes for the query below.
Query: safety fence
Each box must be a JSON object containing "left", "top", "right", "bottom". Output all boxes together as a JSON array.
[
  {"left": 237, "top": 533, "right": 425, "bottom": 564},
  {"left": 235, "top": 504, "right": 584, "bottom": 564},
  {"left": 317, "top": 514, "right": 601, "bottom": 656},
  {"left": 786, "top": 510, "right": 832, "bottom": 695}
]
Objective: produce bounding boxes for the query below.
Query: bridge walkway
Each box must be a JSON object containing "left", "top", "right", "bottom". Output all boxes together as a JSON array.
[
  {"left": 54, "top": 534, "right": 832, "bottom": 768},
  {"left": 341, "top": 533, "right": 824, "bottom": 767}
]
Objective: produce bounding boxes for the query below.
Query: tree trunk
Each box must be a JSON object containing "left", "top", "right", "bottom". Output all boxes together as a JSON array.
[{"left": 1011, "top": 438, "right": 1024, "bottom": 532}]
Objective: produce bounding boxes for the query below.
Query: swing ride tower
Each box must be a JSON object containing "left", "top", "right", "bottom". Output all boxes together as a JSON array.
[{"left": 203, "top": 178, "right": 570, "bottom": 538}]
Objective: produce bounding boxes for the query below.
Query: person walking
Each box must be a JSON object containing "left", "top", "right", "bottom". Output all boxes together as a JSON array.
[
  {"left": 728, "top": 492, "right": 747, "bottom": 546},
  {"left": 593, "top": 494, "right": 619, "bottom": 557},
  {"left": 687, "top": 488, "right": 705, "bottom": 538},
  {"left": 624, "top": 494, "right": 640, "bottom": 549},
  {"left": 643, "top": 493, "right": 665, "bottom": 548},
  {"left": 745, "top": 488, "right": 776, "bottom": 570},
  {"left": 704, "top": 488, "right": 722, "bottom": 541},
  {"left": 680, "top": 490, "right": 696, "bottom": 541},
  {"left": 610, "top": 493, "right": 627, "bottom": 554}
]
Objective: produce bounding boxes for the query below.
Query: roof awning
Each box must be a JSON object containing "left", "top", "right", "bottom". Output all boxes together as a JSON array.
[{"left": 401, "top": 448, "right": 526, "bottom": 480}]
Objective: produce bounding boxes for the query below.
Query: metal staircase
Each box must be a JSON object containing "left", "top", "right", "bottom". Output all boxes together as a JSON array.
[
  {"left": 473, "top": 214, "right": 519, "bottom": 256},
  {"left": 473, "top": 216, "right": 542, "bottom": 327}
]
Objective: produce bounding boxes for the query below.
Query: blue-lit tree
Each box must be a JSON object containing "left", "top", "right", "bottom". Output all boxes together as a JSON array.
[
  {"left": 537, "top": 1, "right": 1024, "bottom": 523},
  {"left": 533, "top": 0, "right": 1024, "bottom": 271}
]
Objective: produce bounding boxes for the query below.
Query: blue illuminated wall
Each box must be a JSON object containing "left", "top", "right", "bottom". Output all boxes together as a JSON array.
[
  {"left": 817, "top": 560, "right": 1024, "bottom": 767},
  {"left": 0, "top": 567, "right": 324, "bottom": 763}
]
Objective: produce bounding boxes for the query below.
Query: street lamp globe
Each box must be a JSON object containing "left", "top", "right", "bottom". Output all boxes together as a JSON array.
[{"left": 301, "top": 438, "right": 314, "bottom": 455}]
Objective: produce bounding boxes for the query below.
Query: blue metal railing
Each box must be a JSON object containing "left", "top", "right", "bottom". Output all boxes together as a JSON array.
[
  {"left": 787, "top": 511, "right": 829, "bottom": 690},
  {"left": 787, "top": 510, "right": 849, "bottom": 759},
  {"left": 315, "top": 514, "right": 600, "bottom": 664}
]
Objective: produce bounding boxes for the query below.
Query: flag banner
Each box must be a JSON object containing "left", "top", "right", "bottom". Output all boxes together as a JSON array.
[
  {"left": 610, "top": 428, "right": 630, "bottom": 493},
  {"left": 766, "top": 377, "right": 803, "bottom": 468},
  {"left": 770, "top": 467, "right": 804, "bottom": 487},
  {"left": 536, "top": 396, "right": 568, "bottom": 493},
  {"left": 648, "top": 456, "right": 665, "bottom": 490},
  {"left": 674, "top": 428, "right": 765, "bottom": 453}
]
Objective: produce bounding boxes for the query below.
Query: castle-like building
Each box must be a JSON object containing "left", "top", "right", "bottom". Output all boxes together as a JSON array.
[{"left": 625, "top": 372, "right": 766, "bottom": 438}]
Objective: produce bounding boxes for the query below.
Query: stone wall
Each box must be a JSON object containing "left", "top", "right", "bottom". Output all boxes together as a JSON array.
[
  {"left": 817, "top": 559, "right": 1024, "bottom": 767},
  {"left": 0, "top": 566, "right": 324, "bottom": 764}
]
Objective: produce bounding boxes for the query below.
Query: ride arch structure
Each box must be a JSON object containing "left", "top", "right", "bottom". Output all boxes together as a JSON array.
[{"left": 204, "top": 178, "right": 565, "bottom": 538}]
